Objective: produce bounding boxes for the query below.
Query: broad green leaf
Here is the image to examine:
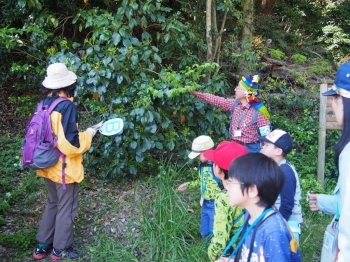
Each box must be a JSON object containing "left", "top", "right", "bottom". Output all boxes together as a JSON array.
[
  {"left": 112, "top": 32, "right": 121, "bottom": 45},
  {"left": 167, "top": 141, "right": 175, "bottom": 151},
  {"left": 136, "top": 153, "right": 144, "bottom": 162},
  {"left": 102, "top": 57, "right": 112, "bottom": 66},
  {"left": 123, "top": 38, "right": 131, "bottom": 47},
  {"left": 155, "top": 142, "right": 163, "bottom": 150},
  {"left": 153, "top": 53, "right": 162, "bottom": 63},
  {"left": 164, "top": 33, "right": 170, "bottom": 43},
  {"left": 86, "top": 47, "right": 93, "bottom": 55},
  {"left": 130, "top": 141, "right": 137, "bottom": 149},
  {"left": 97, "top": 85, "right": 106, "bottom": 93},
  {"left": 117, "top": 75, "right": 124, "bottom": 84}
]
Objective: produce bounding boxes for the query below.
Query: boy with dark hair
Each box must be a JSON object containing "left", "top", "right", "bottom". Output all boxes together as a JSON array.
[
  {"left": 178, "top": 135, "right": 221, "bottom": 238},
  {"left": 260, "top": 129, "right": 303, "bottom": 241},
  {"left": 203, "top": 141, "right": 248, "bottom": 261},
  {"left": 215, "top": 153, "right": 302, "bottom": 262}
]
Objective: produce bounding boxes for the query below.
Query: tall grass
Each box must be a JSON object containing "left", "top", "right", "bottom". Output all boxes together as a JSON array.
[
  {"left": 88, "top": 159, "right": 208, "bottom": 261},
  {"left": 86, "top": 159, "right": 334, "bottom": 262}
]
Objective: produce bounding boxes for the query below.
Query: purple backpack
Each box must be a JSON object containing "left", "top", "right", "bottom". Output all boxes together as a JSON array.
[{"left": 21, "top": 97, "right": 67, "bottom": 171}]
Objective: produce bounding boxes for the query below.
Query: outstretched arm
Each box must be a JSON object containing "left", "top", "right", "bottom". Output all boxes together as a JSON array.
[{"left": 191, "top": 91, "right": 235, "bottom": 112}]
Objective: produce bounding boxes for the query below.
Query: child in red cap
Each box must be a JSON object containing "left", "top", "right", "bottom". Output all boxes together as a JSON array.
[{"left": 203, "top": 141, "right": 248, "bottom": 261}]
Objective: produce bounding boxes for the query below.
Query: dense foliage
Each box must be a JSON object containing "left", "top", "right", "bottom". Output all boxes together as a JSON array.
[
  {"left": 2, "top": 1, "right": 349, "bottom": 261},
  {"left": 0, "top": 0, "right": 347, "bottom": 180}
]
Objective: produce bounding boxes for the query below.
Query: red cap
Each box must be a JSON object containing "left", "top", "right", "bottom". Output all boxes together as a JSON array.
[{"left": 203, "top": 141, "right": 248, "bottom": 170}]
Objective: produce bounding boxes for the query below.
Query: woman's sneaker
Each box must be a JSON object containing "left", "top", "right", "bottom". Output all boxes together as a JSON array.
[
  {"left": 32, "top": 244, "right": 52, "bottom": 260},
  {"left": 50, "top": 247, "right": 80, "bottom": 260}
]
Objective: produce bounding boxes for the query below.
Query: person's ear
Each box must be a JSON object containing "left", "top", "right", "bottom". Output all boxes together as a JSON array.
[
  {"left": 248, "top": 185, "right": 259, "bottom": 198},
  {"left": 275, "top": 147, "right": 283, "bottom": 157},
  {"left": 213, "top": 163, "right": 224, "bottom": 180}
]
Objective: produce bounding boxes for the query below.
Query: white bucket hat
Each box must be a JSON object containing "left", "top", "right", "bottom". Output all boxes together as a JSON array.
[
  {"left": 42, "top": 63, "right": 77, "bottom": 89},
  {"left": 188, "top": 135, "right": 214, "bottom": 159}
]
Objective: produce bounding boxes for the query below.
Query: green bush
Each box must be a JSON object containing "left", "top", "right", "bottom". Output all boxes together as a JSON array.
[
  {"left": 291, "top": 54, "right": 307, "bottom": 64},
  {"left": 268, "top": 48, "right": 286, "bottom": 60},
  {"left": 0, "top": 228, "right": 37, "bottom": 253}
]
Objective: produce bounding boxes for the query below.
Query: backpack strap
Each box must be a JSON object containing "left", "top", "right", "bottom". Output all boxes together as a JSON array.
[
  {"left": 60, "top": 153, "right": 67, "bottom": 190},
  {"left": 234, "top": 210, "right": 277, "bottom": 262},
  {"left": 210, "top": 165, "right": 221, "bottom": 184},
  {"left": 232, "top": 210, "right": 245, "bottom": 226},
  {"left": 47, "top": 97, "right": 69, "bottom": 114},
  {"left": 251, "top": 108, "right": 259, "bottom": 135},
  {"left": 229, "top": 100, "right": 240, "bottom": 137},
  {"left": 36, "top": 101, "right": 44, "bottom": 112},
  {"left": 47, "top": 97, "right": 69, "bottom": 190}
]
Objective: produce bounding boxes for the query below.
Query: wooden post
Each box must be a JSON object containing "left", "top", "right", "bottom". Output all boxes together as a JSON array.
[
  {"left": 318, "top": 81, "right": 342, "bottom": 186},
  {"left": 318, "top": 82, "right": 328, "bottom": 186}
]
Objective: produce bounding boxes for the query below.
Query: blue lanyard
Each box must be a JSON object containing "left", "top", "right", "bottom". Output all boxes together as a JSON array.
[
  {"left": 232, "top": 211, "right": 244, "bottom": 226},
  {"left": 200, "top": 164, "right": 210, "bottom": 196},
  {"left": 333, "top": 202, "right": 340, "bottom": 228},
  {"left": 220, "top": 207, "right": 273, "bottom": 260}
]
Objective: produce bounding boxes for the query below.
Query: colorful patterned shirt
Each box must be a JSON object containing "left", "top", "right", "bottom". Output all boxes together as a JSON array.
[
  {"left": 233, "top": 212, "right": 301, "bottom": 262},
  {"left": 194, "top": 92, "right": 270, "bottom": 144},
  {"left": 207, "top": 191, "right": 244, "bottom": 261},
  {"left": 186, "top": 162, "right": 222, "bottom": 200}
]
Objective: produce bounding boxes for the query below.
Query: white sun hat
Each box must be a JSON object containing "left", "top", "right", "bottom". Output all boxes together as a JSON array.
[
  {"left": 42, "top": 63, "right": 77, "bottom": 89},
  {"left": 188, "top": 135, "right": 214, "bottom": 159}
]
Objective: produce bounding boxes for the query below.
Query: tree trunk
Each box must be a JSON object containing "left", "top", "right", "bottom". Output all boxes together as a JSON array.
[
  {"left": 242, "top": 0, "right": 254, "bottom": 43},
  {"left": 206, "top": 0, "right": 213, "bottom": 63}
]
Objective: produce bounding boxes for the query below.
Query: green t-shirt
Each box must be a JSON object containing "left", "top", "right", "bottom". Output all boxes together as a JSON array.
[
  {"left": 186, "top": 162, "right": 222, "bottom": 200},
  {"left": 207, "top": 190, "right": 244, "bottom": 261}
]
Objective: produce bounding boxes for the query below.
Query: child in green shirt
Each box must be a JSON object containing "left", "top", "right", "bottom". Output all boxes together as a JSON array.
[{"left": 178, "top": 135, "right": 221, "bottom": 238}]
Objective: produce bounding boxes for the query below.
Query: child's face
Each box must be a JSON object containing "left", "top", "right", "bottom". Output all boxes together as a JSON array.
[
  {"left": 197, "top": 153, "right": 208, "bottom": 163},
  {"left": 260, "top": 141, "right": 277, "bottom": 158},
  {"left": 213, "top": 163, "right": 225, "bottom": 181},
  {"left": 226, "top": 177, "right": 246, "bottom": 207}
]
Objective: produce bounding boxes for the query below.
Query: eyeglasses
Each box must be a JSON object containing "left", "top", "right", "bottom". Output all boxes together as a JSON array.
[{"left": 226, "top": 180, "right": 244, "bottom": 185}]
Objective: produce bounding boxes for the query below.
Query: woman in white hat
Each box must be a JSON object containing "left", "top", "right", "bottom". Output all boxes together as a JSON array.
[{"left": 32, "top": 63, "right": 100, "bottom": 260}]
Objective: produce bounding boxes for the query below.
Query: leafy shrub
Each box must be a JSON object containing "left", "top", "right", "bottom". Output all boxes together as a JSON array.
[
  {"left": 0, "top": 136, "right": 23, "bottom": 194},
  {"left": 8, "top": 95, "right": 40, "bottom": 117},
  {"left": 291, "top": 54, "right": 307, "bottom": 64},
  {"left": 308, "top": 58, "right": 334, "bottom": 75},
  {"left": 0, "top": 228, "right": 37, "bottom": 252},
  {"left": 268, "top": 48, "right": 286, "bottom": 60}
]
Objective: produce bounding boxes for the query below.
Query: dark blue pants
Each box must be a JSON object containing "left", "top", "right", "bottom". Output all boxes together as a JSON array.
[
  {"left": 244, "top": 142, "right": 261, "bottom": 153},
  {"left": 200, "top": 199, "right": 215, "bottom": 238}
]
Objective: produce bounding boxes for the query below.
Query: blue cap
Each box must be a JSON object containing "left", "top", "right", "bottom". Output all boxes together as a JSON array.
[{"left": 322, "top": 62, "right": 350, "bottom": 96}]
